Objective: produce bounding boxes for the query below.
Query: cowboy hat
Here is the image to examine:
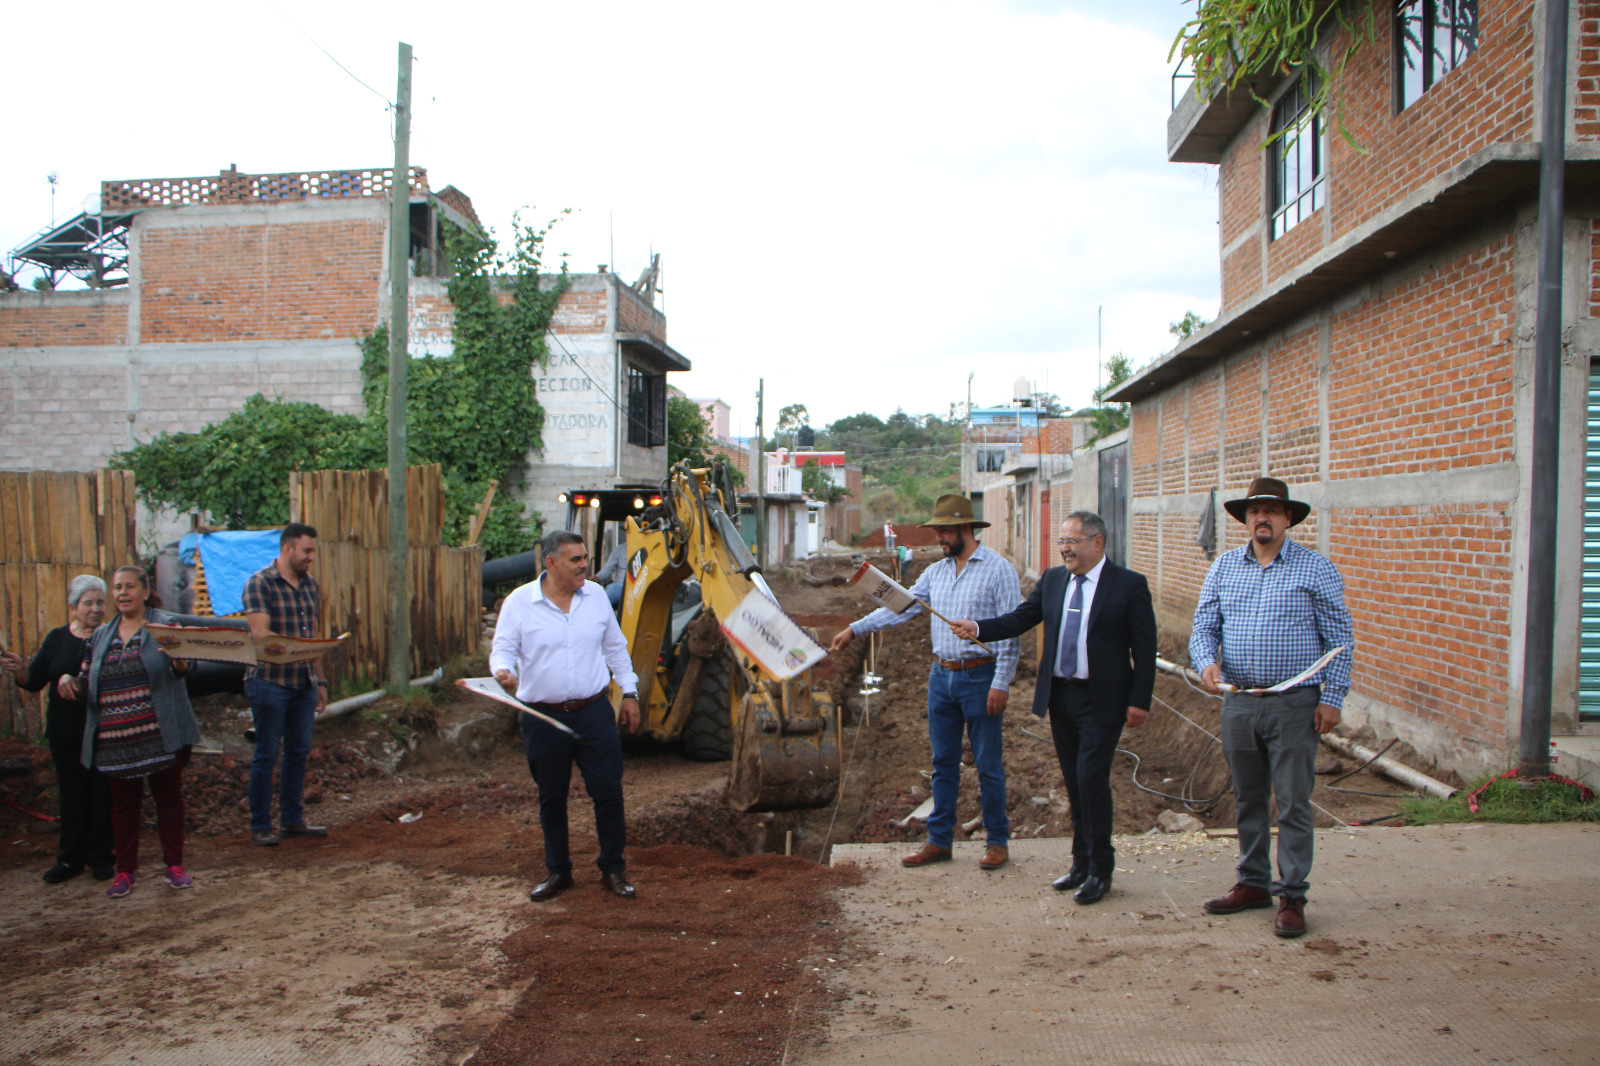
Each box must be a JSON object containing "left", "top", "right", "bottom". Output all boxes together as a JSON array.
[
  {"left": 920, "top": 494, "right": 989, "bottom": 529},
  {"left": 1223, "top": 476, "right": 1310, "bottom": 527}
]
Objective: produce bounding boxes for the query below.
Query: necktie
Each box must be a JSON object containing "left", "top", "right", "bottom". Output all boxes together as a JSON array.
[{"left": 1057, "top": 574, "right": 1086, "bottom": 679}]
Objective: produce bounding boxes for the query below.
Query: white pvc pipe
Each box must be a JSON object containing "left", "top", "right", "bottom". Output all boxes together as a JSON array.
[
  {"left": 1320, "top": 732, "right": 1457, "bottom": 800},
  {"left": 316, "top": 667, "right": 445, "bottom": 722},
  {"left": 1154, "top": 656, "right": 1457, "bottom": 800}
]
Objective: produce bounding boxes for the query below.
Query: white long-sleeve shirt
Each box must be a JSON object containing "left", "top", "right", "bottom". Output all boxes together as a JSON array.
[{"left": 489, "top": 575, "right": 640, "bottom": 705}]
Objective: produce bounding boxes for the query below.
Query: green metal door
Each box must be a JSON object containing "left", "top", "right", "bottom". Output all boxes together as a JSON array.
[{"left": 1582, "top": 362, "right": 1600, "bottom": 720}]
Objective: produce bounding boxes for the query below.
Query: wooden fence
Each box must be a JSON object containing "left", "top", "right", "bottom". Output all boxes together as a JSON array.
[
  {"left": 289, "top": 465, "right": 482, "bottom": 685},
  {"left": 0, "top": 471, "right": 139, "bottom": 734}
]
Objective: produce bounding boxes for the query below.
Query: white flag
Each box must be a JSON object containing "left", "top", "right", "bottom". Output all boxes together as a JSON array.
[
  {"left": 848, "top": 562, "right": 918, "bottom": 613},
  {"left": 720, "top": 590, "right": 828, "bottom": 680}
]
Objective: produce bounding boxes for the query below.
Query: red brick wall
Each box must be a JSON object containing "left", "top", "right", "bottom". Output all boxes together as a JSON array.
[
  {"left": 1130, "top": 405, "right": 1160, "bottom": 497},
  {"left": 616, "top": 284, "right": 666, "bottom": 341},
  {"left": 0, "top": 299, "right": 127, "bottom": 347},
  {"left": 1591, "top": 219, "right": 1600, "bottom": 318},
  {"left": 1580, "top": 2, "right": 1600, "bottom": 139},
  {"left": 1264, "top": 326, "right": 1320, "bottom": 482},
  {"left": 1188, "top": 374, "right": 1221, "bottom": 491},
  {"left": 1331, "top": 503, "right": 1513, "bottom": 739},
  {"left": 551, "top": 288, "right": 607, "bottom": 333},
  {"left": 140, "top": 218, "right": 386, "bottom": 342},
  {"left": 1328, "top": 237, "right": 1516, "bottom": 479},
  {"left": 1215, "top": 0, "right": 1554, "bottom": 310}
]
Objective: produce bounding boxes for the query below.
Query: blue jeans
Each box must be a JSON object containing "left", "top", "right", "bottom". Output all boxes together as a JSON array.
[
  {"left": 246, "top": 679, "right": 317, "bottom": 833},
  {"left": 925, "top": 663, "right": 1008, "bottom": 849}
]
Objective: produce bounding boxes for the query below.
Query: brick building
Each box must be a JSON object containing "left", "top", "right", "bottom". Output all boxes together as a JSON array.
[
  {"left": 0, "top": 165, "right": 687, "bottom": 540},
  {"left": 1104, "top": 1, "right": 1600, "bottom": 775}
]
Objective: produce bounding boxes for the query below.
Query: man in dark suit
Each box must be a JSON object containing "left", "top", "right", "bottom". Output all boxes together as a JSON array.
[{"left": 952, "top": 510, "right": 1156, "bottom": 904}]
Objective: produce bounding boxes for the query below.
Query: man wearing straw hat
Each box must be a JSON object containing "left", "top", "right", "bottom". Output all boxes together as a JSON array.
[
  {"left": 830, "top": 494, "right": 1022, "bottom": 871},
  {"left": 1191, "top": 476, "right": 1353, "bottom": 939}
]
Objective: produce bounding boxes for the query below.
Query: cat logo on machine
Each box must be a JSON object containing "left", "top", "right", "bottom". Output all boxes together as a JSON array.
[{"left": 627, "top": 548, "right": 649, "bottom": 584}]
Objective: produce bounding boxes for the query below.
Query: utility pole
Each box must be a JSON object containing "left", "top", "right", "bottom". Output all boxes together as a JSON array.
[
  {"left": 1518, "top": 0, "right": 1568, "bottom": 777},
  {"left": 386, "top": 42, "right": 413, "bottom": 694},
  {"left": 755, "top": 379, "right": 766, "bottom": 568}
]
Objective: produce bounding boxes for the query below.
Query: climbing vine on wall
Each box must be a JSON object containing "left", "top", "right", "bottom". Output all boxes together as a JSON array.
[
  {"left": 1170, "top": 0, "right": 1380, "bottom": 149},
  {"left": 115, "top": 211, "right": 569, "bottom": 559}
]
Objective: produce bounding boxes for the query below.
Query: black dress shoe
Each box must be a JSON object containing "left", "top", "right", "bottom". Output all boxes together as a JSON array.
[
  {"left": 281, "top": 823, "right": 327, "bottom": 838},
  {"left": 1073, "top": 874, "right": 1112, "bottom": 905},
  {"left": 601, "top": 871, "right": 636, "bottom": 899},
  {"left": 528, "top": 871, "right": 575, "bottom": 902},
  {"left": 1052, "top": 866, "right": 1090, "bottom": 892},
  {"left": 42, "top": 863, "right": 84, "bottom": 884},
  {"left": 91, "top": 862, "right": 116, "bottom": 882}
]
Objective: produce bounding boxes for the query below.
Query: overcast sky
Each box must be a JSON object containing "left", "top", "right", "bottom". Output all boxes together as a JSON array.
[{"left": 3, "top": 0, "right": 1219, "bottom": 436}]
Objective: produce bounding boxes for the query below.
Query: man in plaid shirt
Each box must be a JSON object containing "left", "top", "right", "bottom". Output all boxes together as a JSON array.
[
  {"left": 1190, "top": 477, "right": 1353, "bottom": 939},
  {"left": 830, "top": 495, "right": 1021, "bottom": 871},
  {"left": 242, "top": 523, "right": 328, "bottom": 847}
]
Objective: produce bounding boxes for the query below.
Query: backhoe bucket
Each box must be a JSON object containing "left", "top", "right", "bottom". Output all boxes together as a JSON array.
[{"left": 725, "top": 690, "right": 841, "bottom": 812}]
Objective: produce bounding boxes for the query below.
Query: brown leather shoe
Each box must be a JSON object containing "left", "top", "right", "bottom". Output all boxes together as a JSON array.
[
  {"left": 528, "top": 871, "right": 574, "bottom": 902},
  {"left": 1274, "top": 897, "right": 1307, "bottom": 938},
  {"left": 901, "top": 843, "right": 953, "bottom": 867},
  {"left": 601, "top": 871, "right": 637, "bottom": 899},
  {"left": 1203, "top": 882, "right": 1273, "bottom": 914},
  {"left": 978, "top": 845, "right": 1008, "bottom": 870}
]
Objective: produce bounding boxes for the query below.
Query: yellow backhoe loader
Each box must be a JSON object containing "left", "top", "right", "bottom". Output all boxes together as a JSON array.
[{"left": 561, "top": 462, "right": 841, "bottom": 812}]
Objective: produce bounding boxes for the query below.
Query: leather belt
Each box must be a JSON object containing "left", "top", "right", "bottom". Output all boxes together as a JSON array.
[
  {"left": 933, "top": 655, "right": 996, "bottom": 671},
  {"left": 1236, "top": 684, "right": 1319, "bottom": 699},
  {"left": 1052, "top": 677, "right": 1089, "bottom": 688},
  {"left": 529, "top": 690, "right": 607, "bottom": 713}
]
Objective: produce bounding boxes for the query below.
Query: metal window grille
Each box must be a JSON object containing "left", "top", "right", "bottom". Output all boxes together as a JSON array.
[
  {"left": 1396, "top": 0, "right": 1479, "bottom": 110},
  {"left": 1270, "top": 75, "right": 1325, "bottom": 241},
  {"left": 627, "top": 366, "right": 666, "bottom": 447}
]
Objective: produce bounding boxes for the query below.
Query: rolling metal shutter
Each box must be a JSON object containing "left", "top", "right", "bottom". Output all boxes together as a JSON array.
[{"left": 1582, "top": 362, "right": 1600, "bottom": 721}]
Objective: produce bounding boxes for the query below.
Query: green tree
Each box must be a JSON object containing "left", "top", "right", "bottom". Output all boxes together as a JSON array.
[
  {"left": 666, "top": 394, "right": 715, "bottom": 469},
  {"left": 800, "top": 458, "right": 849, "bottom": 505},
  {"left": 1170, "top": 310, "right": 1210, "bottom": 340},
  {"left": 1087, "top": 353, "right": 1133, "bottom": 445},
  {"left": 774, "top": 403, "right": 810, "bottom": 450},
  {"left": 112, "top": 395, "right": 363, "bottom": 528}
]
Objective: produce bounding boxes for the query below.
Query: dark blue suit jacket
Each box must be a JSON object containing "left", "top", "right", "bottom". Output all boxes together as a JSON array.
[{"left": 975, "top": 560, "right": 1157, "bottom": 720}]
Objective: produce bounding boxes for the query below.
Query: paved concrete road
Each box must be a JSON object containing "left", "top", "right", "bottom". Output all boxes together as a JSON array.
[{"left": 808, "top": 824, "right": 1599, "bottom": 1066}]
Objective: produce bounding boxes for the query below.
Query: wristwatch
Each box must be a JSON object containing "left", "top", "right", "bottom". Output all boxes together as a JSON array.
[{"left": 622, "top": 692, "right": 638, "bottom": 701}]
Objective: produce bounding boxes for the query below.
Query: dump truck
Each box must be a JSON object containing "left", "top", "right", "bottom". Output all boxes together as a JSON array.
[{"left": 557, "top": 462, "right": 840, "bottom": 812}]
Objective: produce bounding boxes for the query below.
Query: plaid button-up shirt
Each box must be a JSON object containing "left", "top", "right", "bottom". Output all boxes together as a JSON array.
[
  {"left": 1188, "top": 537, "right": 1354, "bottom": 709},
  {"left": 850, "top": 543, "right": 1022, "bottom": 690},
  {"left": 241, "top": 563, "right": 321, "bottom": 689}
]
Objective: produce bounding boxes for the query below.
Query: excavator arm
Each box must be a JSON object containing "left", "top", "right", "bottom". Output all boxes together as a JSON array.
[{"left": 611, "top": 461, "right": 840, "bottom": 811}]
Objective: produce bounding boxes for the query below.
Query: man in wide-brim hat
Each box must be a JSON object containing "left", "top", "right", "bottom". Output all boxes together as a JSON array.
[
  {"left": 1189, "top": 476, "right": 1354, "bottom": 940},
  {"left": 830, "top": 494, "right": 1022, "bottom": 872}
]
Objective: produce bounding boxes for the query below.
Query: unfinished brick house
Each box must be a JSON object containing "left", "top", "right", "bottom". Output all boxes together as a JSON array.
[
  {"left": 1104, "top": 1, "right": 1600, "bottom": 776},
  {"left": 0, "top": 165, "right": 687, "bottom": 539}
]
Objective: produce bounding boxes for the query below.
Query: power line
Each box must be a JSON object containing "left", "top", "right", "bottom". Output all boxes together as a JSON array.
[{"left": 267, "top": 0, "right": 395, "bottom": 108}]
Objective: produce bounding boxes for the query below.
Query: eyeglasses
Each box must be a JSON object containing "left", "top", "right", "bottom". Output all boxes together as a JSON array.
[{"left": 1056, "top": 536, "right": 1102, "bottom": 547}]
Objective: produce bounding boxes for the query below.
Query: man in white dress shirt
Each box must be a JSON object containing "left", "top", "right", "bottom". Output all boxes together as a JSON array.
[{"left": 491, "top": 530, "right": 643, "bottom": 901}]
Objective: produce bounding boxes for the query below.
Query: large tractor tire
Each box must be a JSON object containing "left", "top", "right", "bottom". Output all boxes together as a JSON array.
[{"left": 680, "top": 651, "right": 736, "bottom": 762}]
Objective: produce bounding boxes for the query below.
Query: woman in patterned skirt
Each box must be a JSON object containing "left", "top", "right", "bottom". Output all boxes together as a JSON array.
[{"left": 70, "top": 566, "right": 202, "bottom": 899}]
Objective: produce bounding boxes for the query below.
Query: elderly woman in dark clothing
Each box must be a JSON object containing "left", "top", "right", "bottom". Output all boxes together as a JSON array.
[
  {"left": 0, "top": 575, "right": 115, "bottom": 884},
  {"left": 67, "top": 565, "right": 201, "bottom": 900}
]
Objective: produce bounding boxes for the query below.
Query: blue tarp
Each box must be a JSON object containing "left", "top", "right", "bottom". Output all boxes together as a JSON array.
[
  {"left": 178, "top": 531, "right": 202, "bottom": 566},
  {"left": 198, "top": 530, "right": 281, "bottom": 616}
]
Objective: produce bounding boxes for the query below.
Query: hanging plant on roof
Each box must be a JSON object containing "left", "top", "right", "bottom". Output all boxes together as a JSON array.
[{"left": 1169, "top": 0, "right": 1380, "bottom": 149}]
